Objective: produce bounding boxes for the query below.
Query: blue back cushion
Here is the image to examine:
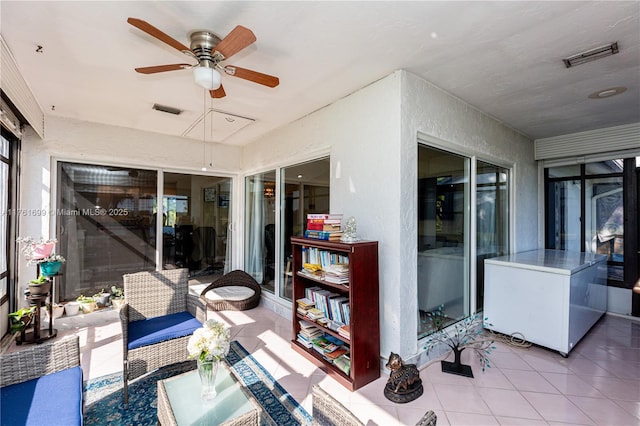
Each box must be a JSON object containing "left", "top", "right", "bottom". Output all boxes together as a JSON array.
[
  {"left": 0, "top": 366, "right": 83, "bottom": 426},
  {"left": 127, "top": 311, "right": 202, "bottom": 350}
]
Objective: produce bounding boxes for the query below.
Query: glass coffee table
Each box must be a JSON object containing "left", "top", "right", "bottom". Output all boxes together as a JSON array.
[{"left": 157, "top": 360, "right": 261, "bottom": 425}]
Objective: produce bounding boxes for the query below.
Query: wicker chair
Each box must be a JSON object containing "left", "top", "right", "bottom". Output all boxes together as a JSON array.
[
  {"left": 1, "top": 336, "right": 82, "bottom": 425},
  {"left": 199, "top": 270, "right": 262, "bottom": 311},
  {"left": 120, "top": 268, "right": 206, "bottom": 404},
  {"left": 311, "top": 385, "right": 437, "bottom": 426}
]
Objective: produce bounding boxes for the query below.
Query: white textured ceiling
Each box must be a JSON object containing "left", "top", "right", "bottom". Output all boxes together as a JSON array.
[{"left": 2, "top": 1, "right": 639, "bottom": 146}]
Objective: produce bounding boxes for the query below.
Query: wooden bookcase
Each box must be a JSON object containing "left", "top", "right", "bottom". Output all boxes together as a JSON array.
[{"left": 290, "top": 236, "right": 379, "bottom": 391}]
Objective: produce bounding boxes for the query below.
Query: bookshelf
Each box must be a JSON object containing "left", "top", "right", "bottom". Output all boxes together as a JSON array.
[{"left": 290, "top": 236, "right": 379, "bottom": 391}]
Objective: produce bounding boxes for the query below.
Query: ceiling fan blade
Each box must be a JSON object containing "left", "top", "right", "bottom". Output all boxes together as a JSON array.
[
  {"left": 224, "top": 66, "right": 279, "bottom": 87},
  {"left": 127, "top": 17, "right": 190, "bottom": 52},
  {"left": 214, "top": 25, "right": 256, "bottom": 59},
  {"left": 134, "top": 64, "right": 191, "bottom": 74},
  {"left": 210, "top": 85, "right": 226, "bottom": 98}
]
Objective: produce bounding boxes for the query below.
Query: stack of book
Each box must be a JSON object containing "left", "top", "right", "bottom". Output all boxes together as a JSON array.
[
  {"left": 296, "top": 297, "right": 315, "bottom": 316},
  {"left": 297, "top": 320, "right": 323, "bottom": 348},
  {"left": 305, "top": 214, "right": 344, "bottom": 241},
  {"left": 324, "top": 263, "right": 349, "bottom": 285},
  {"left": 306, "top": 307, "right": 325, "bottom": 321}
]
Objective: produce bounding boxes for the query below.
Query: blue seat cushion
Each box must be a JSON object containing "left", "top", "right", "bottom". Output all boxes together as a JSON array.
[
  {"left": 128, "top": 311, "right": 202, "bottom": 350},
  {"left": 0, "top": 366, "right": 83, "bottom": 426}
]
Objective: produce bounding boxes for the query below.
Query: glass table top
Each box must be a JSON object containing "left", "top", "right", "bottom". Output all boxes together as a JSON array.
[{"left": 161, "top": 361, "right": 257, "bottom": 425}]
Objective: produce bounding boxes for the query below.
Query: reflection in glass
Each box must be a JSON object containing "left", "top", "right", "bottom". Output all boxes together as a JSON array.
[
  {"left": 476, "top": 161, "right": 509, "bottom": 311},
  {"left": 417, "top": 145, "right": 469, "bottom": 339},
  {"left": 280, "top": 158, "right": 330, "bottom": 300},
  {"left": 586, "top": 176, "right": 623, "bottom": 281},
  {"left": 57, "top": 163, "right": 158, "bottom": 300},
  {"left": 546, "top": 179, "right": 581, "bottom": 252},
  {"left": 245, "top": 171, "right": 276, "bottom": 293},
  {"left": 162, "top": 173, "right": 231, "bottom": 279}
]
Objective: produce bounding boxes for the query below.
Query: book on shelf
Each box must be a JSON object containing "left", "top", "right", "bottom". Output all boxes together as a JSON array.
[
  {"left": 333, "top": 353, "right": 351, "bottom": 375},
  {"left": 307, "top": 222, "right": 342, "bottom": 231},
  {"left": 307, "top": 213, "right": 344, "bottom": 222},
  {"left": 306, "top": 307, "right": 325, "bottom": 321},
  {"left": 337, "top": 324, "right": 350, "bottom": 340},
  {"left": 296, "top": 298, "right": 315, "bottom": 309},
  {"left": 304, "top": 230, "right": 343, "bottom": 241},
  {"left": 324, "top": 346, "right": 349, "bottom": 361}
]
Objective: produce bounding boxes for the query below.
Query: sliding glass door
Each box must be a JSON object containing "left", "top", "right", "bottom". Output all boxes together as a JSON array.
[
  {"left": 57, "top": 163, "right": 157, "bottom": 300},
  {"left": 279, "top": 158, "right": 330, "bottom": 300},
  {"left": 417, "top": 146, "right": 470, "bottom": 338},
  {"left": 57, "top": 162, "right": 232, "bottom": 300},
  {"left": 417, "top": 144, "right": 511, "bottom": 339},
  {"left": 162, "top": 173, "right": 231, "bottom": 278},
  {"left": 244, "top": 157, "right": 330, "bottom": 301},
  {"left": 476, "top": 161, "right": 509, "bottom": 311}
]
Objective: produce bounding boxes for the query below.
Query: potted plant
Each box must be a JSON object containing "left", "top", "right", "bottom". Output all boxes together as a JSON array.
[
  {"left": 28, "top": 274, "right": 52, "bottom": 296},
  {"left": 76, "top": 295, "right": 97, "bottom": 314},
  {"left": 46, "top": 302, "right": 65, "bottom": 320},
  {"left": 36, "top": 254, "right": 66, "bottom": 277},
  {"left": 423, "top": 304, "right": 495, "bottom": 378},
  {"left": 111, "top": 285, "right": 125, "bottom": 309},
  {"left": 94, "top": 289, "right": 111, "bottom": 307},
  {"left": 64, "top": 301, "right": 81, "bottom": 316},
  {"left": 9, "top": 306, "right": 36, "bottom": 334}
]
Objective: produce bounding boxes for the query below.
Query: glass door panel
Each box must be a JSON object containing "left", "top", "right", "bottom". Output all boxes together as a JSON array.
[
  {"left": 245, "top": 171, "right": 276, "bottom": 293},
  {"left": 162, "top": 173, "right": 231, "bottom": 279},
  {"left": 546, "top": 179, "right": 581, "bottom": 251},
  {"left": 476, "top": 161, "right": 509, "bottom": 311},
  {"left": 586, "top": 176, "right": 623, "bottom": 282},
  {"left": 279, "top": 158, "right": 330, "bottom": 300},
  {"left": 57, "top": 163, "right": 157, "bottom": 300},
  {"left": 417, "top": 145, "right": 470, "bottom": 338}
]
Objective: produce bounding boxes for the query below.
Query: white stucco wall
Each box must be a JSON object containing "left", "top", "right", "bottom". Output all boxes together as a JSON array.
[
  {"left": 16, "top": 116, "right": 242, "bottom": 303},
  {"left": 399, "top": 71, "right": 537, "bottom": 360},
  {"left": 244, "top": 70, "right": 538, "bottom": 365}
]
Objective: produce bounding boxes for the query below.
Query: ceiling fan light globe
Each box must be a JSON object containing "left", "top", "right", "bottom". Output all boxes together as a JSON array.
[{"left": 193, "top": 67, "right": 222, "bottom": 90}]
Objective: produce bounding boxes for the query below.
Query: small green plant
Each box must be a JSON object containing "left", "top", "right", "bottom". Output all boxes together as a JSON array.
[
  {"left": 111, "top": 285, "right": 124, "bottom": 299},
  {"left": 29, "top": 274, "right": 49, "bottom": 285},
  {"left": 76, "top": 294, "right": 96, "bottom": 303},
  {"left": 9, "top": 306, "right": 36, "bottom": 334}
]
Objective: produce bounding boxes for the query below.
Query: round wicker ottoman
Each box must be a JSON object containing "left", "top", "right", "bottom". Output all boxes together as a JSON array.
[{"left": 200, "top": 270, "right": 262, "bottom": 311}]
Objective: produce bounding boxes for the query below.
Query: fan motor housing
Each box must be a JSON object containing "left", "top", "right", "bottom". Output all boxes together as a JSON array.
[{"left": 189, "top": 31, "right": 222, "bottom": 61}]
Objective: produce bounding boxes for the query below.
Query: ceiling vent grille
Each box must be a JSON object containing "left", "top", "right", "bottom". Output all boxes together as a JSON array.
[
  {"left": 152, "top": 103, "right": 182, "bottom": 115},
  {"left": 563, "top": 42, "right": 619, "bottom": 68}
]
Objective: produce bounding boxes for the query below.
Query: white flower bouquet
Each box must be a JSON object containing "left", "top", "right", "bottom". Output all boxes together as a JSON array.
[{"left": 187, "top": 319, "right": 231, "bottom": 362}]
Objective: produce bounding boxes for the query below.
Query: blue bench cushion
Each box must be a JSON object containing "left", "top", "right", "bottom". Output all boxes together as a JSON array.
[
  {"left": 127, "top": 311, "right": 202, "bottom": 350},
  {"left": 0, "top": 366, "right": 83, "bottom": 426}
]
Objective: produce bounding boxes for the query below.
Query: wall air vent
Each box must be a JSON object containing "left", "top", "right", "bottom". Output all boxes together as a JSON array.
[
  {"left": 152, "top": 103, "right": 182, "bottom": 115},
  {"left": 563, "top": 42, "right": 619, "bottom": 68}
]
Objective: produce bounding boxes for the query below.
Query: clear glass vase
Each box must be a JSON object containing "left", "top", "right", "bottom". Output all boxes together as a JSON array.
[{"left": 197, "top": 357, "right": 219, "bottom": 400}]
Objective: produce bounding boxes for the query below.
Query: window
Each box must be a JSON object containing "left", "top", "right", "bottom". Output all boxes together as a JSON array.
[
  {"left": 0, "top": 134, "right": 10, "bottom": 303},
  {"left": 546, "top": 159, "right": 626, "bottom": 285}
]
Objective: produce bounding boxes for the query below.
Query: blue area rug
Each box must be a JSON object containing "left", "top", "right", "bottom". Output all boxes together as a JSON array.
[{"left": 83, "top": 341, "right": 312, "bottom": 426}]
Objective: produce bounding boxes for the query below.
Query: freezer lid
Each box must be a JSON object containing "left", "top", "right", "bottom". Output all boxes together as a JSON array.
[{"left": 484, "top": 249, "right": 607, "bottom": 275}]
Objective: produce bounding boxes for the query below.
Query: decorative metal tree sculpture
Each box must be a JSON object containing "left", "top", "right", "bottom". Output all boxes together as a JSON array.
[{"left": 423, "top": 305, "right": 495, "bottom": 378}]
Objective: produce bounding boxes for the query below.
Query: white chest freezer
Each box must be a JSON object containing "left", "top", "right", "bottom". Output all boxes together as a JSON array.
[{"left": 483, "top": 249, "right": 607, "bottom": 356}]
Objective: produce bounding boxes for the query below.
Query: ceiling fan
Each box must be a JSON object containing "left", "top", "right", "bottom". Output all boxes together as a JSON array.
[{"left": 127, "top": 17, "right": 279, "bottom": 98}]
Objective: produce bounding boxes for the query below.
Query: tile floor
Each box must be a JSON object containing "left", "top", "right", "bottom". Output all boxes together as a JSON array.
[{"left": 9, "top": 305, "right": 640, "bottom": 425}]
